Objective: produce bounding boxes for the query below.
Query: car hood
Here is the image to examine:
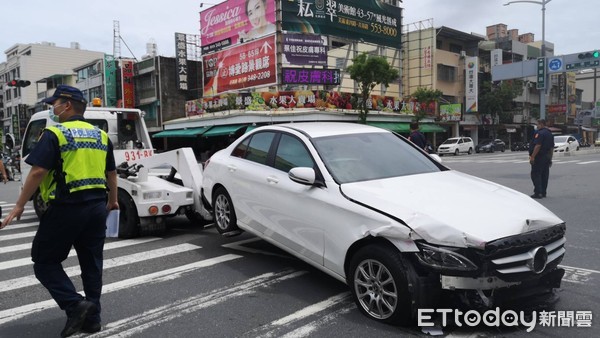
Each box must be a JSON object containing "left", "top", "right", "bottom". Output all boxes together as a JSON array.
[{"left": 340, "top": 170, "right": 564, "bottom": 248}]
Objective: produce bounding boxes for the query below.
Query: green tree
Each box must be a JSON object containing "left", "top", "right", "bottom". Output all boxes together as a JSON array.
[
  {"left": 478, "top": 79, "right": 524, "bottom": 135},
  {"left": 346, "top": 52, "right": 399, "bottom": 123},
  {"left": 411, "top": 87, "right": 443, "bottom": 122}
]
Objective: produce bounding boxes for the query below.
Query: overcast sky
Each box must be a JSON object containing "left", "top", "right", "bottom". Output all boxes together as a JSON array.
[{"left": 1, "top": 0, "right": 596, "bottom": 62}]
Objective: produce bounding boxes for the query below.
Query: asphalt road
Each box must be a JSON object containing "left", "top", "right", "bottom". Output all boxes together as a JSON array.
[{"left": 1, "top": 148, "right": 598, "bottom": 337}]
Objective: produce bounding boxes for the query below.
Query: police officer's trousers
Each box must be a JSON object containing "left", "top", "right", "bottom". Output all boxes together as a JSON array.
[
  {"left": 31, "top": 199, "right": 107, "bottom": 323},
  {"left": 531, "top": 155, "right": 551, "bottom": 196}
]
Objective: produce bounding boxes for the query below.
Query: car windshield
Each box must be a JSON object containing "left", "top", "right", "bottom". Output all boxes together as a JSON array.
[
  {"left": 312, "top": 132, "right": 442, "bottom": 184},
  {"left": 479, "top": 139, "right": 492, "bottom": 145},
  {"left": 554, "top": 136, "right": 568, "bottom": 143},
  {"left": 442, "top": 138, "right": 459, "bottom": 145}
]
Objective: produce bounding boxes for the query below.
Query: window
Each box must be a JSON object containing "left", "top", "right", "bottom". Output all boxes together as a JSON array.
[
  {"left": 232, "top": 137, "right": 250, "bottom": 158},
  {"left": 22, "top": 119, "right": 47, "bottom": 157},
  {"left": 244, "top": 132, "right": 275, "bottom": 165},
  {"left": 449, "top": 43, "right": 462, "bottom": 54},
  {"left": 273, "top": 134, "right": 314, "bottom": 172},
  {"left": 437, "top": 64, "right": 457, "bottom": 82}
]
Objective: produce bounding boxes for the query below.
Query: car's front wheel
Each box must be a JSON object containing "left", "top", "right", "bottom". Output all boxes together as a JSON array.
[
  {"left": 454, "top": 149, "right": 459, "bottom": 156},
  {"left": 348, "top": 244, "right": 418, "bottom": 325},
  {"left": 212, "top": 187, "right": 242, "bottom": 237},
  {"left": 468, "top": 147, "right": 473, "bottom": 155}
]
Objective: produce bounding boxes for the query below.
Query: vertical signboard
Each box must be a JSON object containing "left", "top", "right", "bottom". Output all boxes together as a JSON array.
[
  {"left": 282, "top": 0, "right": 402, "bottom": 48},
  {"left": 491, "top": 49, "right": 503, "bottom": 67},
  {"left": 465, "top": 56, "right": 478, "bottom": 113},
  {"left": 200, "top": 0, "right": 276, "bottom": 53},
  {"left": 121, "top": 60, "right": 135, "bottom": 108},
  {"left": 175, "top": 33, "right": 189, "bottom": 91},
  {"left": 203, "top": 35, "right": 277, "bottom": 96},
  {"left": 536, "top": 57, "right": 546, "bottom": 90},
  {"left": 104, "top": 55, "right": 117, "bottom": 107},
  {"left": 423, "top": 46, "right": 432, "bottom": 69}
]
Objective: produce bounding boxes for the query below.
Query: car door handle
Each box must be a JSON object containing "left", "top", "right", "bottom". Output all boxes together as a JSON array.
[
  {"left": 266, "top": 176, "right": 279, "bottom": 184},
  {"left": 227, "top": 164, "right": 237, "bottom": 172}
]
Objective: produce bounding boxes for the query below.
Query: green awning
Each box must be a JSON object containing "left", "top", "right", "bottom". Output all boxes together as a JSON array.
[
  {"left": 244, "top": 125, "right": 258, "bottom": 133},
  {"left": 367, "top": 122, "right": 410, "bottom": 133},
  {"left": 420, "top": 124, "right": 446, "bottom": 133},
  {"left": 152, "top": 126, "right": 210, "bottom": 138},
  {"left": 202, "top": 124, "right": 247, "bottom": 137}
]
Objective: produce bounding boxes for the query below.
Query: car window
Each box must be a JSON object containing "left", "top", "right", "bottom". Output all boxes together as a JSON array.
[
  {"left": 244, "top": 132, "right": 275, "bottom": 165},
  {"left": 313, "top": 132, "right": 441, "bottom": 183},
  {"left": 231, "top": 137, "right": 251, "bottom": 158},
  {"left": 458, "top": 139, "right": 464, "bottom": 144},
  {"left": 22, "top": 119, "right": 47, "bottom": 157},
  {"left": 273, "top": 134, "right": 315, "bottom": 172},
  {"left": 442, "top": 139, "right": 458, "bottom": 144}
]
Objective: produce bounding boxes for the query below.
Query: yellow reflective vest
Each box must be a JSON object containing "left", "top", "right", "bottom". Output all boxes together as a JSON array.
[{"left": 40, "top": 120, "right": 109, "bottom": 202}]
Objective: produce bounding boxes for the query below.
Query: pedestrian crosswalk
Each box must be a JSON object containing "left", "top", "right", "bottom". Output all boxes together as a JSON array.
[{"left": 0, "top": 202, "right": 358, "bottom": 337}]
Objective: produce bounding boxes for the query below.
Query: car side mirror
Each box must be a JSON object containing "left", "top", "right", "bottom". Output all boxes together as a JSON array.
[
  {"left": 288, "top": 167, "right": 316, "bottom": 185},
  {"left": 430, "top": 154, "right": 442, "bottom": 163}
]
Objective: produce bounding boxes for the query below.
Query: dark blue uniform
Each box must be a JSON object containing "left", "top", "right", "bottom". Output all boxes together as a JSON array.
[
  {"left": 409, "top": 130, "right": 427, "bottom": 150},
  {"left": 26, "top": 115, "right": 115, "bottom": 325},
  {"left": 530, "top": 127, "right": 554, "bottom": 197}
]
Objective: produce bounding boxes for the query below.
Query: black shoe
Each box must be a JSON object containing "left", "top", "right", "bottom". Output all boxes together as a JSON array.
[
  {"left": 61, "top": 300, "right": 96, "bottom": 337},
  {"left": 541, "top": 194, "right": 547, "bottom": 198},
  {"left": 81, "top": 321, "right": 102, "bottom": 333},
  {"left": 530, "top": 194, "right": 542, "bottom": 199}
]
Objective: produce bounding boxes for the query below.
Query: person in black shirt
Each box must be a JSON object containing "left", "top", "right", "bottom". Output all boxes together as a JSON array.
[
  {"left": 529, "top": 119, "right": 554, "bottom": 198},
  {"left": 408, "top": 122, "right": 427, "bottom": 151}
]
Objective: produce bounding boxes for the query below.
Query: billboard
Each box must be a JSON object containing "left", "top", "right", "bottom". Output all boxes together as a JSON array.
[
  {"left": 200, "top": 0, "right": 276, "bottom": 53},
  {"left": 282, "top": 0, "right": 402, "bottom": 48},
  {"left": 282, "top": 33, "right": 328, "bottom": 65},
  {"left": 203, "top": 35, "right": 277, "bottom": 95},
  {"left": 121, "top": 60, "right": 135, "bottom": 108},
  {"left": 175, "top": 33, "right": 189, "bottom": 91}
]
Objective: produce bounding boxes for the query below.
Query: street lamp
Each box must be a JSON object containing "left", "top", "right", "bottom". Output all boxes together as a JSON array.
[{"left": 504, "top": 0, "right": 552, "bottom": 120}]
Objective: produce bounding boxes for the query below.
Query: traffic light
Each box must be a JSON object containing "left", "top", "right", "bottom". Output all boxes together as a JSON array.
[
  {"left": 6, "top": 79, "right": 30, "bottom": 87},
  {"left": 578, "top": 50, "right": 600, "bottom": 59}
]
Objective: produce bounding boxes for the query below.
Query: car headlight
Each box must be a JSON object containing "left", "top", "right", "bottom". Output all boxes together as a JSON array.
[{"left": 416, "top": 242, "right": 478, "bottom": 272}]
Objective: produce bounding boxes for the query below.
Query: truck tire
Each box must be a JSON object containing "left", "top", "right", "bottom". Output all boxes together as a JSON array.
[
  {"left": 33, "top": 190, "right": 48, "bottom": 219},
  {"left": 212, "top": 187, "right": 242, "bottom": 237},
  {"left": 185, "top": 210, "right": 210, "bottom": 228},
  {"left": 118, "top": 189, "right": 139, "bottom": 238}
]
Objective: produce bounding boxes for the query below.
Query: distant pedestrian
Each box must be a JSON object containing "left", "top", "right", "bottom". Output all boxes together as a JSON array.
[
  {"left": 529, "top": 119, "right": 554, "bottom": 199},
  {"left": 0, "top": 85, "right": 119, "bottom": 337},
  {"left": 408, "top": 122, "right": 428, "bottom": 151}
]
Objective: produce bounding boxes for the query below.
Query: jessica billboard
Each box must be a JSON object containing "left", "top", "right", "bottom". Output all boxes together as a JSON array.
[{"left": 200, "top": 0, "right": 276, "bottom": 53}]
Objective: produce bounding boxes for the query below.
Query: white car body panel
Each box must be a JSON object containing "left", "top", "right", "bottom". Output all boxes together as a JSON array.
[{"left": 341, "top": 170, "right": 563, "bottom": 248}]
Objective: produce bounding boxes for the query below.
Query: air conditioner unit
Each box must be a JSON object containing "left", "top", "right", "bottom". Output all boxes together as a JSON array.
[{"left": 460, "top": 51, "right": 467, "bottom": 58}]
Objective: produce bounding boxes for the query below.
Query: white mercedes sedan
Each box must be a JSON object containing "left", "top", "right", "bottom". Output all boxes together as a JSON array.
[{"left": 201, "top": 122, "right": 566, "bottom": 325}]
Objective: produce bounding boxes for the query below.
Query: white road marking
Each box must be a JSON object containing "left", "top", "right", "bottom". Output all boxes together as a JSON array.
[
  {"left": 0, "top": 237, "right": 162, "bottom": 271},
  {"left": 0, "top": 243, "right": 201, "bottom": 293},
  {"left": 560, "top": 265, "right": 600, "bottom": 284},
  {"left": 246, "top": 292, "right": 351, "bottom": 338},
  {"left": 0, "top": 254, "right": 242, "bottom": 325},
  {"left": 279, "top": 304, "right": 355, "bottom": 338},
  {"left": 222, "top": 237, "right": 292, "bottom": 259},
  {"left": 2, "top": 220, "right": 39, "bottom": 230},
  {"left": 576, "top": 161, "right": 600, "bottom": 165},
  {"left": 90, "top": 270, "right": 307, "bottom": 337},
  {"left": 0, "top": 231, "right": 37, "bottom": 242}
]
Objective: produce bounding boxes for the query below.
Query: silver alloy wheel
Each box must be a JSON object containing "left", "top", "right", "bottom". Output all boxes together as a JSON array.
[
  {"left": 353, "top": 259, "right": 398, "bottom": 320},
  {"left": 214, "top": 194, "right": 231, "bottom": 231}
]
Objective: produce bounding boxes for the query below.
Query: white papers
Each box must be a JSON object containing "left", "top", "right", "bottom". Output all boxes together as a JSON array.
[{"left": 106, "top": 210, "right": 120, "bottom": 238}]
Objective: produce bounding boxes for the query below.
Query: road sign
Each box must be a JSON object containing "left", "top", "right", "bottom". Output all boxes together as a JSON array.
[
  {"left": 547, "top": 57, "right": 563, "bottom": 73},
  {"left": 536, "top": 57, "right": 546, "bottom": 89}
]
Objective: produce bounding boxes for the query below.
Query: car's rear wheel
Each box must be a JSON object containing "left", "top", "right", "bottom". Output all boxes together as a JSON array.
[
  {"left": 490, "top": 147, "right": 495, "bottom": 153},
  {"left": 501, "top": 146, "right": 505, "bottom": 152},
  {"left": 212, "top": 187, "right": 242, "bottom": 237},
  {"left": 348, "top": 244, "right": 418, "bottom": 325},
  {"left": 454, "top": 149, "right": 459, "bottom": 156}
]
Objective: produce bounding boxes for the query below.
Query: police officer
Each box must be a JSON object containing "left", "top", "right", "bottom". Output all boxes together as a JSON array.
[
  {"left": 529, "top": 119, "right": 554, "bottom": 199},
  {"left": 1, "top": 85, "right": 119, "bottom": 337},
  {"left": 408, "top": 122, "right": 428, "bottom": 151}
]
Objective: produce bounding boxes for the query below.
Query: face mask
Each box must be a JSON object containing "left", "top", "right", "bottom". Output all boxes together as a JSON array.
[
  {"left": 534, "top": 125, "right": 539, "bottom": 131},
  {"left": 49, "top": 103, "right": 66, "bottom": 123}
]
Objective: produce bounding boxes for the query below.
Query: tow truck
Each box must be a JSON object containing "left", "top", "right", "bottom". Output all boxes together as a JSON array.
[{"left": 20, "top": 106, "right": 211, "bottom": 238}]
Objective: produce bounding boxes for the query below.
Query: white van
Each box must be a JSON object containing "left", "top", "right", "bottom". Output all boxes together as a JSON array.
[{"left": 437, "top": 137, "right": 474, "bottom": 156}]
